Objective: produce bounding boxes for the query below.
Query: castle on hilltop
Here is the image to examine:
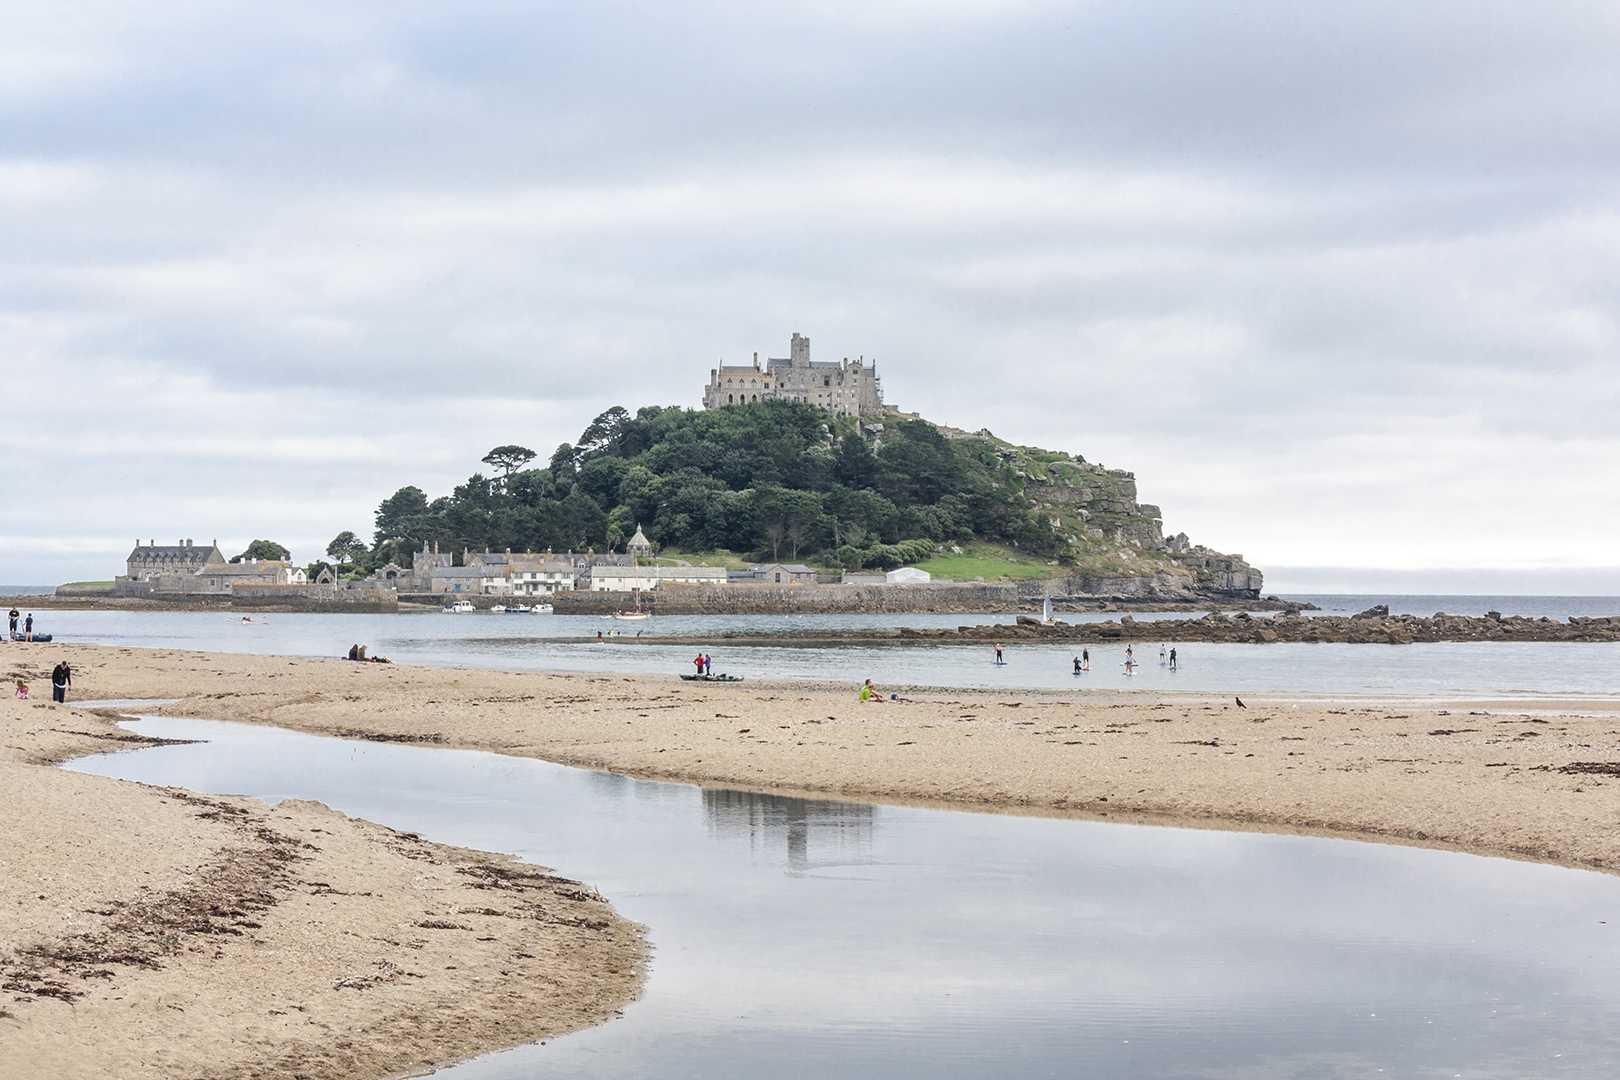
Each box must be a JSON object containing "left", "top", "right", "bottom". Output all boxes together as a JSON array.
[{"left": 703, "top": 333, "right": 883, "bottom": 418}]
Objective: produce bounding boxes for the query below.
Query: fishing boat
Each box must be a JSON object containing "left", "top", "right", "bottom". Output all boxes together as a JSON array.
[
  {"left": 530, "top": 603, "right": 554, "bottom": 614},
  {"left": 443, "top": 600, "right": 476, "bottom": 613},
  {"left": 491, "top": 604, "right": 531, "bottom": 613},
  {"left": 679, "top": 673, "right": 743, "bottom": 682}
]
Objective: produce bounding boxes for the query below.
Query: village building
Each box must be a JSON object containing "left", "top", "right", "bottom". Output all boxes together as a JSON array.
[
  {"left": 160, "top": 559, "right": 306, "bottom": 595},
  {"left": 626, "top": 525, "right": 653, "bottom": 558},
  {"left": 121, "top": 539, "right": 225, "bottom": 583},
  {"left": 703, "top": 333, "right": 883, "bottom": 418},
  {"left": 728, "top": 563, "right": 819, "bottom": 585},
  {"left": 584, "top": 565, "right": 728, "bottom": 592},
  {"left": 509, "top": 559, "right": 577, "bottom": 596}
]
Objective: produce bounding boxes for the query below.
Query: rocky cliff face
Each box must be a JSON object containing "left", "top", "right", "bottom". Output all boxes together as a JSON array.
[{"left": 1003, "top": 449, "right": 1262, "bottom": 598}]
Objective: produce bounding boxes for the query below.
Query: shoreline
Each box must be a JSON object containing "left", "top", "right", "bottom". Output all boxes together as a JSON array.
[
  {"left": 0, "top": 693, "right": 647, "bottom": 1079},
  {"left": 20, "top": 644, "right": 1620, "bottom": 879}
]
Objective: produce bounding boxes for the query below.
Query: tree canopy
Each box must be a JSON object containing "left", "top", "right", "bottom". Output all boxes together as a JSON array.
[
  {"left": 480, "top": 444, "right": 536, "bottom": 477},
  {"left": 343, "top": 401, "right": 1067, "bottom": 572},
  {"left": 232, "top": 539, "right": 289, "bottom": 563}
]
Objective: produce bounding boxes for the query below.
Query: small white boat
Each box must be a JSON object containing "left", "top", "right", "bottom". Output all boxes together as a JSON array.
[
  {"left": 530, "top": 604, "right": 554, "bottom": 614},
  {"left": 443, "top": 600, "right": 476, "bottom": 613},
  {"left": 492, "top": 604, "right": 530, "bottom": 613},
  {"left": 612, "top": 610, "right": 651, "bottom": 621}
]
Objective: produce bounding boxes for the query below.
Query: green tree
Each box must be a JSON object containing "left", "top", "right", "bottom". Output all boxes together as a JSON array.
[
  {"left": 480, "top": 444, "right": 537, "bottom": 478},
  {"left": 232, "top": 539, "right": 289, "bottom": 563},
  {"left": 325, "top": 530, "right": 369, "bottom": 570}
]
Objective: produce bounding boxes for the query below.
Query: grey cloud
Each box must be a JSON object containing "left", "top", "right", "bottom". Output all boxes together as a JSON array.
[{"left": 3, "top": 1, "right": 1619, "bottom": 583}]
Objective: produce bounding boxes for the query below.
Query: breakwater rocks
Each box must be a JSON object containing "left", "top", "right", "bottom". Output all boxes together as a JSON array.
[
  {"left": 548, "top": 578, "right": 1270, "bottom": 617},
  {"left": 926, "top": 607, "right": 1620, "bottom": 645}
]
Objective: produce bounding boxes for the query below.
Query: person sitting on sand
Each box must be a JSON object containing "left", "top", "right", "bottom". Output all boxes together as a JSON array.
[
  {"left": 357, "top": 644, "right": 368, "bottom": 660},
  {"left": 859, "top": 679, "right": 885, "bottom": 702},
  {"left": 347, "top": 644, "right": 360, "bottom": 660},
  {"left": 14, "top": 680, "right": 27, "bottom": 699}
]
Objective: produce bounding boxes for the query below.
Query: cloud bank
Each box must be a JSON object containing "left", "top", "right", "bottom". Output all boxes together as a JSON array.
[{"left": 3, "top": 1, "right": 1617, "bottom": 589}]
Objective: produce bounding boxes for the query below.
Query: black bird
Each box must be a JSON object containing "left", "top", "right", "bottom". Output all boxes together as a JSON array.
[{"left": 1235, "top": 697, "right": 1246, "bottom": 708}]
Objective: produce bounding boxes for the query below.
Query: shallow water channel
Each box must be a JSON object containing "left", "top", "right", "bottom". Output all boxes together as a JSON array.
[
  {"left": 71, "top": 715, "right": 1620, "bottom": 1078},
  {"left": 32, "top": 608, "right": 1620, "bottom": 698}
]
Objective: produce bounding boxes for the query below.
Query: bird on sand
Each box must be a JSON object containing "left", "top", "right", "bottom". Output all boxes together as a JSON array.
[{"left": 1235, "top": 697, "right": 1246, "bottom": 708}]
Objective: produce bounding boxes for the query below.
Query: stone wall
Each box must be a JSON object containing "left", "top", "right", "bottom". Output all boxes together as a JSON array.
[{"left": 207, "top": 584, "right": 399, "bottom": 613}]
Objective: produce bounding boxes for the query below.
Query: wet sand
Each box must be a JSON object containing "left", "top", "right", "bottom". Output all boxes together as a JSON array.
[
  {"left": 0, "top": 692, "right": 645, "bottom": 1079},
  {"left": 20, "top": 643, "right": 1620, "bottom": 876}
]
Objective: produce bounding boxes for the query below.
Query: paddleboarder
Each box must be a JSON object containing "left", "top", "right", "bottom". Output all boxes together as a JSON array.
[
  {"left": 994, "top": 644, "right": 1004, "bottom": 665},
  {"left": 1081, "top": 648, "right": 1090, "bottom": 671}
]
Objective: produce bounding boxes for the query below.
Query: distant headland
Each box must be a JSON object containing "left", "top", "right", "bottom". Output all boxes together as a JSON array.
[{"left": 51, "top": 333, "right": 1264, "bottom": 612}]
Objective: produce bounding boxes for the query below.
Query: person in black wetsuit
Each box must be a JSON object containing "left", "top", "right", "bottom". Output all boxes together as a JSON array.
[
  {"left": 1073, "top": 655, "right": 1082, "bottom": 673},
  {"left": 1081, "top": 648, "right": 1090, "bottom": 670},
  {"left": 51, "top": 661, "right": 71, "bottom": 703},
  {"left": 1169, "top": 647, "right": 1178, "bottom": 671},
  {"left": 7, "top": 607, "right": 17, "bottom": 635}
]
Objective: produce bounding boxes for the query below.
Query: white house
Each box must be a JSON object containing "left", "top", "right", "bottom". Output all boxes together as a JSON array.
[
  {"left": 652, "top": 565, "right": 728, "bottom": 587},
  {"left": 886, "top": 566, "right": 932, "bottom": 584},
  {"left": 586, "top": 565, "right": 728, "bottom": 591},
  {"left": 509, "top": 559, "right": 576, "bottom": 596}
]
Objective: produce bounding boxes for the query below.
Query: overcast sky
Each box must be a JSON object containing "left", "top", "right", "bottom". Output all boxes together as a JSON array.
[{"left": 4, "top": 1, "right": 1617, "bottom": 591}]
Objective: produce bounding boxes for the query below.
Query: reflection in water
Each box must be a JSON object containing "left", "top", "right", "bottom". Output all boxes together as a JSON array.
[
  {"left": 703, "top": 789, "right": 874, "bottom": 874},
  {"left": 66, "top": 716, "right": 1620, "bottom": 1080}
]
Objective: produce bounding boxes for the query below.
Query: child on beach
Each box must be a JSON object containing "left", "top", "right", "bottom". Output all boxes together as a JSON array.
[{"left": 15, "top": 680, "right": 27, "bottom": 699}]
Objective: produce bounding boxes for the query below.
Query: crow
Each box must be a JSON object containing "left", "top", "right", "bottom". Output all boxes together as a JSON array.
[{"left": 1235, "top": 697, "right": 1246, "bottom": 708}]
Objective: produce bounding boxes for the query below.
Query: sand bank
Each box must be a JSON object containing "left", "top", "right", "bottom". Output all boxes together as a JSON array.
[
  {"left": 18, "top": 644, "right": 1620, "bottom": 879},
  {"left": 0, "top": 693, "right": 645, "bottom": 1079}
]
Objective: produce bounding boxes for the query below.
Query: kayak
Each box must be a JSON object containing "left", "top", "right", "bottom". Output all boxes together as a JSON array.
[{"left": 680, "top": 673, "right": 743, "bottom": 682}]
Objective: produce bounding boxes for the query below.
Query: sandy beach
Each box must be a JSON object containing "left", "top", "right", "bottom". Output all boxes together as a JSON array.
[
  {"left": 16, "top": 643, "right": 1620, "bottom": 871},
  {"left": 8, "top": 641, "right": 1620, "bottom": 1075},
  {"left": 0, "top": 690, "right": 646, "bottom": 1079}
]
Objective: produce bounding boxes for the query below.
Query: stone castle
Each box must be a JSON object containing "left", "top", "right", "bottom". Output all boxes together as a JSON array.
[{"left": 703, "top": 333, "right": 883, "bottom": 418}]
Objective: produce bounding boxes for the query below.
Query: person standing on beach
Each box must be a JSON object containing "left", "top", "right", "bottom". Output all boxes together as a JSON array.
[
  {"left": 23, "top": 613, "right": 33, "bottom": 640},
  {"left": 50, "top": 661, "right": 70, "bottom": 703},
  {"left": 704, "top": 654, "right": 713, "bottom": 675},
  {"left": 7, "top": 607, "right": 17, "bottom": 635}
]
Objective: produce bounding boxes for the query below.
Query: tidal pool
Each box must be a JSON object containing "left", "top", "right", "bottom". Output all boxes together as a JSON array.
[{"left": 70, "top": 715, "right": 1620, "bottom": 1079}]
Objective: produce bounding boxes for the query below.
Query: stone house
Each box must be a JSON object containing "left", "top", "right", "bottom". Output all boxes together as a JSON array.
[
  {"left": 121, "top": 539, "right": 225, "bottom": 583},
  {"left": 626, "top": 525, "right": 653, "bottom": 558},
  {"left": 703, "top": 333, "right": 883, "bottom": 418},
  {"left": 729, "top": 563, "right": 818, "bottom": 585},
  {"left": 165, "top": 559, "right": 306, "bottom": 594}
]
